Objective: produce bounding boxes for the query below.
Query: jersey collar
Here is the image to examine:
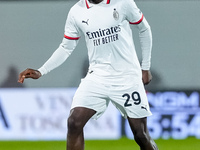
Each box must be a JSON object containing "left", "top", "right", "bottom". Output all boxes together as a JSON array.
[{"left": 85, "top": 0, "right": 110, "bottom": 9}]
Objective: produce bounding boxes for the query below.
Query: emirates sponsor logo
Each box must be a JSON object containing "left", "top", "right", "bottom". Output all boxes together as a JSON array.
[{"left": 86, "top": 25, "right": 121, "bottom": 46}]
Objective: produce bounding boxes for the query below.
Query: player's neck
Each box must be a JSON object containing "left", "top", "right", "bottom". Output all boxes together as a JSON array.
[{"left": 89, "top": 0, "right": 104, "bottom": 4}]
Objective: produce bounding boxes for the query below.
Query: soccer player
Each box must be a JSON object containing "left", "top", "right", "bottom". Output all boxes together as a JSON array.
[{"left": 18, "top": 0, "right": 158, "bottom": 149}]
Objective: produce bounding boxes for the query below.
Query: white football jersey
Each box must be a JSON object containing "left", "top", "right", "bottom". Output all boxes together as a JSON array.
[{"left": 39, "top": 0, "right": 152, "bottom": 85}]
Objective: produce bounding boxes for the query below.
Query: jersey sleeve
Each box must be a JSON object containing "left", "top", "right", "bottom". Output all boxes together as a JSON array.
[
  {"left": 64, "top": 9, "right": 81, "bottom": 40},
  {"left": 38, "top": 37, "right": 79, "bottom": 75},
  {"left": 125, "top": 0, "right": 143, "bottom": 24},
  {"left": 38, "top": 10, "right": 81, "bottom": 76},
  {"left": 137, "top": 18, "right": 152, "bottom": 70},
  {"left": 125, "top": 0, "right": 152, "bottom": 70}
]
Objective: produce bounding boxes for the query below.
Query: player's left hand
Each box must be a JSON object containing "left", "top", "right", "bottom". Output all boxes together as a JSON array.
[{"left": 142, "top": 70, "right": 152, "bottom": 85}]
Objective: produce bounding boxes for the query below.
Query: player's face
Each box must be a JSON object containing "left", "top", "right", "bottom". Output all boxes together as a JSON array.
[{"left": 89, "top": 0, "right": 104, "bottom": 4}]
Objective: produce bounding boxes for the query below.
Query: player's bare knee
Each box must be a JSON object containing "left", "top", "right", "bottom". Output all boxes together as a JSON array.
[{"left": 67, "top": 116, "right": 83, "bottom": 134}]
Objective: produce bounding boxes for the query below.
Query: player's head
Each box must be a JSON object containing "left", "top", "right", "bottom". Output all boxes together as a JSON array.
[{"left": 89, "top": 0, "right": 103, "bottom": 4}]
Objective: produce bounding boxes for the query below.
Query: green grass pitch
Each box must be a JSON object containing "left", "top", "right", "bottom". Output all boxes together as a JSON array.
[{"left": 0, "top": 137, "right": 199, "bottom": 150}]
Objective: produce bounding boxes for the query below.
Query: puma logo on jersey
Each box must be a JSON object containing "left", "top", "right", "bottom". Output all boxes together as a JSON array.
[
  {"left": 89, "top": 70, "right": 93, "bottom": 74},
  {"left": 82, "top": 19, "right": 89, "bottom": 25}
]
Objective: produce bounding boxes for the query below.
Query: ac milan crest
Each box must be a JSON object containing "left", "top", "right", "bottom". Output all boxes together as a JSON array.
[{"left": 113, "top": 8, "right": 119, "bottom": 20}]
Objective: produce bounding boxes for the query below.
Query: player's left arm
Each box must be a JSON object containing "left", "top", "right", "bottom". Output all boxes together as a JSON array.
[
  {"left": 125, "top": 0, "right": 153, "bottom": 85},
  {"left": 136, "top": 17, "right": 153, "bottom": 85},
  {"left": 136, "top": 17, "right": 152, "bottom": 71}
]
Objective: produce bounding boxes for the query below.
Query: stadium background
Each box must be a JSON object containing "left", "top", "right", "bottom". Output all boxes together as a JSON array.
[{"left": 0, "top": 0, "right": 200, "bottom": 149}]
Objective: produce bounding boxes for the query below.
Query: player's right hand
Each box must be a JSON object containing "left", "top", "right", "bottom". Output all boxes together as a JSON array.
[{"left": 18, "top": 68, "right": 41, "bottom": 83}]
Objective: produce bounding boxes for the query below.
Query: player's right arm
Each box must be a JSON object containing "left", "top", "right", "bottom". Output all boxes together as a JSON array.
[
  {"left": 18, "top": 37, "right": 79, "bottom": 83},
  {"left": 18, "top": 8, "right": 80, "bottom": 83},
  {"left": 37, "top": 37, "right": 79, "bottom": 76}
]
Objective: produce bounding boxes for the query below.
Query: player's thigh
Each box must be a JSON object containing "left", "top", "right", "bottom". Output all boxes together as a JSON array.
[
  {"left": 71, "top": 79, "right": 109, "bottom": 120},
  {"left": 68, "top": 107, "right": 96, "bottom": 129}
]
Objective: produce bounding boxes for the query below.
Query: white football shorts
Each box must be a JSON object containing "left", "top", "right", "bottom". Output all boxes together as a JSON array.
[{"left": 71, "top": 75, "right": 152, "bottom": 120}]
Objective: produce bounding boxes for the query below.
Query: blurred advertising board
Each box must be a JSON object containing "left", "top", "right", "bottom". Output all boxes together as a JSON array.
[
  {"left": 0, "top": 88, "right": 121, "bottom": 140},
  {"left": 0, "top": 89, "right": 200, "bottom": 140},
  {"left": 125, "top": 91, "right": 200, "bottom": 139}
]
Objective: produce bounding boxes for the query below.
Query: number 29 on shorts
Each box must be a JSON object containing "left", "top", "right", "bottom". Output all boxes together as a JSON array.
[{"left": 122, "top": 91, "right": 141, "bottom": 107}]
